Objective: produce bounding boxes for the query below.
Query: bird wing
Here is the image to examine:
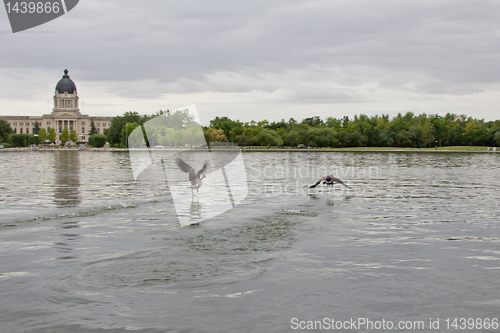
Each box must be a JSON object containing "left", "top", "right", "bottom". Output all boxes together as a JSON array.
[
  {"left": 310, "top": 175, "right": 351, "bottom": 188},
  {"left": 329, "top": 176, "right": 350, "bottom": 188},
  {"left": 196, "top": 161, "right": 208, "bottom": 177},
  {"left": 176, "top": 158, "right": 196, "bottom": 180},
  {"left": 310, "top": 176, "right": 327, "bottom": 188}
]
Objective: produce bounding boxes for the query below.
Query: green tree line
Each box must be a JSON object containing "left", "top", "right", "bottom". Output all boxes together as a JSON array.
[
  {"left": 205, "top": 113, "right": 500, "bottom": 148},
  {"left": 2, "top": 111, "right": 500, "bottom": 148}
]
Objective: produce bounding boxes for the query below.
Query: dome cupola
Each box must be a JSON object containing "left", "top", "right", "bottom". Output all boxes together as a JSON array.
[{"left": 55, "top": 69, "right": 77, "bottom": 94}]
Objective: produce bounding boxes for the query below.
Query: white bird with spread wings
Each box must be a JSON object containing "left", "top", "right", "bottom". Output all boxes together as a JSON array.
[{"left": 176, "top": 158, "right": 208, "bottom": 194}]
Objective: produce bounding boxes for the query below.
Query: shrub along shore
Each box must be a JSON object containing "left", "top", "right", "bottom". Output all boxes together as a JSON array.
[{"left": 1, "top": 110, "right": 499, "bottom": 149}]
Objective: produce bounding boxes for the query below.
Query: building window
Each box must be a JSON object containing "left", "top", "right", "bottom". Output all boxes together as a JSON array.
[
  {"left": 82, "top": 135, "right": 85, "bottom": 140},
  {"left": 82, "top": 121, "right": 85, "bottom": 125},
  {"left": 26, "top": 128, "right": 29, "bottom": 134},
  {"left": 20, "top": 122, "right": 23, "bottom": 126},
  {"left": 20, "top": 128, "right": 23, "bottom": 133},
  {"left": 97, "top": 123, "right": 100, "bottom": 127},
  {"left": 82, "top": 127, "right": 85, "bottom": 134},
  {"left": 47, "top": 121, "right": 50, "bottom": 125},
  {"left": 14, "top": 128, "right": 17, "bottom": 133},
  {"left": 97, "top": 128, "right": 100, "bottom": 134},
  {"left": 13, "top": 122, "right": 17, "bottom": 126},
  {"left": 47, "top": 127, "right": 50, "bottom": 133}
]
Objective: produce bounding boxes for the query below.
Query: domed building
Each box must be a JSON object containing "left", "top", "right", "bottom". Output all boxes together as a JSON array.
[{"left": 0, "top": 69, "right": 113, "bottom": 143}]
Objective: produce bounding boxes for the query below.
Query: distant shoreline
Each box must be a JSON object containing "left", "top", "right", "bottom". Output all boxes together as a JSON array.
[{"left": 1, "top": 147, "right": 498, "bottom": 153}]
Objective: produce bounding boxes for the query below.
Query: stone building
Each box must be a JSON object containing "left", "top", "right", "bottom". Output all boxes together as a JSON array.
[{"left": 0, "top": 69, "right": 113, "bottom": 143}]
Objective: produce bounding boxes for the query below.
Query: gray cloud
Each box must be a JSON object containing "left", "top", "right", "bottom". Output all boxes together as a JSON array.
[{"left": 1, "top": 0, "right": 500, "bottom": 119}]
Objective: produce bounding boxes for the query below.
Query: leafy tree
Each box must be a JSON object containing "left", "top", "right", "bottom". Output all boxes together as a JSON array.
[
  {"left": 392, "top": 112, "right": 414, "bottom": 133},
  {"left": 89, "top": 134, "right": 107, "bottom": 148},
  {"left": 267, "top": 119, "right": 288, "bottom": 131},
  {"left": 161, "top": 109, "right": 197, "bottom": 130},
  {"left": 342, "top": 116, "right": 350, "bottom": 128},
  {"left": 350, "top": 131, "right": 368, "bottom": 147},
  {"left": 210, "top": 116, "right": 239, "bottom": 143},
  {"left": 107, "top": 116, "right": 124, "bottom": 146},
  {"left": 48, "top": 128, "right": 57, "bottom": 143},
  {"left": 0, "top": 119, "right": 13, "bottom": 143},
  {"left": 325, "top": 117, "right": 342, "bottom": 129},
  {"left": 306, "top": 128, "right": 339, "bottom": 147},
  {"left": 336, "top": 130, "right": 350, "bottom": 147},
  {"left": 396, "top": 127, "right": 418, "bottom": 147},
  {"left": 69, "top": 130, "right": 78, "bottom": 143},
  {"left": 287, "top": 118, "right": 298, "bottom": 130},
  {"left": 416, "top": 117, "right": 435, "bottom": 148},
  {"left": 204, "top": 128, "right": 227, "bottom": 144},
  {"left": 37, "top": 128, "right": 48, "bottom": 143},
  {"left": 59, "top": 127, "right": 69, "bottom": 145},
  {"left": 430, "top": 114, "right": 446, "bottom": 146},
  {"left": 107, "top": 111, "right": 160, "bottom": 147},
  {"left": 128, "top": 123, "right": 148, "bottom": 148},
  {"left": 258, "top": 128, "right": 283, "bottom": 146},
  {"left": 376, "top": 128, "right": 394, "bottom": 147},
  {"left": 448, "top": 122, "right": 465, "bottom": 146},
  {"left": 284, "top": 130, "right": 300, "bottom": 147},
  {"left": 242, "top": 127, "right": 261, "bottom": 146},
  {"left": 257, "top": 119, "right": 269, "bottom": 127},
  {"left": 494, "top": 130, "right": 500, "bottom": 146},
  {"left": 302, "top": 116, "right": 324, "bottom": 127},
  {"left": 122, "top": 122, "right": 140, "bottom": 147}
]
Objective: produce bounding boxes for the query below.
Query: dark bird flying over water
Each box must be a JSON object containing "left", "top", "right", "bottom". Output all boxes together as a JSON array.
[
  {"left": 310, "top": 175, "right": 350, "bottom": 189},
  {"left": 176, "top": 158, "right": 208, "bottom": 193}
]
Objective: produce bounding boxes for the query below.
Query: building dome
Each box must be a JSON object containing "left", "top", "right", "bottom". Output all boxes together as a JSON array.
[{"left": 55, "top": 69, "right": 77, "bottom": 94}]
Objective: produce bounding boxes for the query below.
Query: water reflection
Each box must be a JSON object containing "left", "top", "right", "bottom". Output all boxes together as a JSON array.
[
  {"left": 52, "top": 151, "right": 81, "bottom": 207},
  {"left": 189, "top": 199, "right": 202, "bottom": 221}
]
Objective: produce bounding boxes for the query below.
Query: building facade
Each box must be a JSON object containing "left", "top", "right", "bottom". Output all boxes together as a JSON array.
[{"left": 0, "top": 69, "right": 113, "bottom": 143}]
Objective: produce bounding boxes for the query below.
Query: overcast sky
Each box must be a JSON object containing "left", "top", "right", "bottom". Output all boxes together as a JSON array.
[{"left": 1, "top": 0, "right": 500, "bottom": 125}]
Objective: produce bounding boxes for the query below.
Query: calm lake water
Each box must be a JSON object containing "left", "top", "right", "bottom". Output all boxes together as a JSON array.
[{"left": 0, "top": 150, "right": 499, "bottom": 332}]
